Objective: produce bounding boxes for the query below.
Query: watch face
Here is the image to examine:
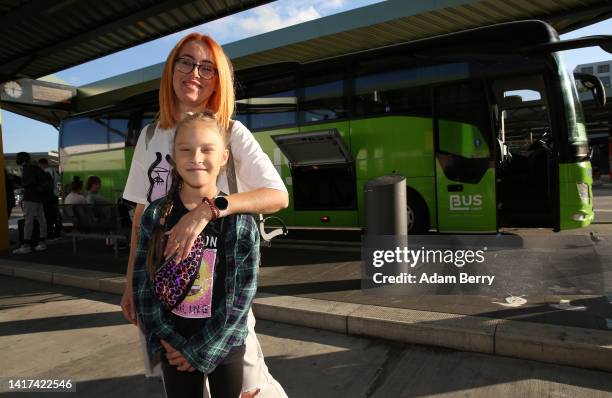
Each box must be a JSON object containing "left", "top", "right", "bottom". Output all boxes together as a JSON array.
[
  {"left": 214, "top": 196, "right": 229, "bottom": 210},
  {"left": 3, "top": 81, "right": 23, "bottom": 99}
]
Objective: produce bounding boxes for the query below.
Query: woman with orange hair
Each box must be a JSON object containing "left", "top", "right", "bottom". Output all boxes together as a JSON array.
[{"left": 121, "top": 33, "right": 288, "bottom": 398}]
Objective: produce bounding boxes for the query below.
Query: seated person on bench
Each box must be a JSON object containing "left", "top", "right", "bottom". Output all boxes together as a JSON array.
[
  {"left": 64, "top": 177, "right": 87, "bottom": 205},
  {"left": 86, "top": 176, "right": 112, "bottom": 205}
]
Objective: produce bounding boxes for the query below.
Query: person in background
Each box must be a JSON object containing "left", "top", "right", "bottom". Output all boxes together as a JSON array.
[
  {"left": 13, "top": 152, "right": 47, "bottom": 254},
  {"left": 85, "top": 175, "right": 116, "bottom": 246},
  {"left": 38, "top": 158, "right": 62, "bottom": 240},
  {"left": 85, "top": 175, "right": 112, "bottom": 205},
  {"left": 5, "top": 170, "right": 15, "bottom": 218},
  {"left": 64, "top": 177, "right": 88, "bottom": 205}
]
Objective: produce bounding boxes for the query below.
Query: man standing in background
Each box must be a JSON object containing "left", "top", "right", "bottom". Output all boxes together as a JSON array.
[
  {"left": 39, "top": 158, "right": 61, "bottom": 240},
  {"left": 13, "top": 152, "right": 47, "bottom": 253}
]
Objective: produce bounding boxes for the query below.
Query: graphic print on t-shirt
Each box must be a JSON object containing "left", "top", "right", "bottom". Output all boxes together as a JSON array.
[
  {"left": 172, "top": 235, "right": 218, "bottom": 318},
  {"left": 147, "top": 152, "right": 173, "bottom": 203}
]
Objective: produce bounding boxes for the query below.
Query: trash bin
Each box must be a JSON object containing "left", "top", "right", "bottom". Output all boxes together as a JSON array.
[
  {"left": 364, "top": 174, "right": 407, "bottom": 235},
  {"left": 363, "top": 174, "right": 409, "bottom": 287}
]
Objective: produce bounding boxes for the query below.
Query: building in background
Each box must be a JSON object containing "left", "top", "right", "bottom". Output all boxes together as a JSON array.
[
  {"left": 575, "top": 60, "right": 612, "bottom": 88},
  {"left": 4, "top": 151, "right": 58, "bottom": 177}
]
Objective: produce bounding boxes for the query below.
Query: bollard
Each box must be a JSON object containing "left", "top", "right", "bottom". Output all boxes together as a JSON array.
[
  {"left": 364, "top": 174, "right": 408, "bottom": 235},
  {"left": 363, "top": 174, "right": 409, "bottom": 291}
]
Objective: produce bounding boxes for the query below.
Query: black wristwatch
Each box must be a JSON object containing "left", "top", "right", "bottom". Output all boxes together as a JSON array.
[{"left": 214, "top": 196, "right": 229, "bottom": 211}]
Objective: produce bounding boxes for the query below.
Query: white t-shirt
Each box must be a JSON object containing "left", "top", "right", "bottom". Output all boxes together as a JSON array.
[
  {"left": 122, "top": 120, "right": 287, "bottom": 206},
  {"left": 86, "top": 192, "right": 112, "bottom": 205},
  {"left": 64, "top": 192, "right": 88, "bottom": 205}
]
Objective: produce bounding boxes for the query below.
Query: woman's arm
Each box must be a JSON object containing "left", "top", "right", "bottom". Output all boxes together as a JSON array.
[
  {"left": 120, "top": 124, "right": 153, "bottom": 323},
  {"left": 165, "top": 121, "right": 288, "bottom": 261},
  {"left": 120, "top": 203, "right": 144, "bottom": 324},
  {"left": 223, "top": 188, "right": 288, "bottom": 217},
  {"left": 165, "top": 187, "right": 287, "bottom": 261}
]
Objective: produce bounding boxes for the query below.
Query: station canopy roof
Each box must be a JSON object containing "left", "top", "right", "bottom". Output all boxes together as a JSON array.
[
  {"left": 2, "top": 0, "right": 611, "bottom": 124},
  {"left": 226, "top": 0, "right": 612, "bottom": 71},
  {"left": 0, "top": 0, "right": 274, "bottom": 83}
]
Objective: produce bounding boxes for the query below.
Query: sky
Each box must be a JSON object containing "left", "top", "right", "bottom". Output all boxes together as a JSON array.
[{"left": 1, "top": 0, "right": 610, "bottom": 154}]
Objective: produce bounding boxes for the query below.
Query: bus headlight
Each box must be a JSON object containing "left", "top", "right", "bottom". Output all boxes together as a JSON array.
[
  {"left": 577, "top": 182, "right": 589, "bottom": 205},
  {"left": 572, "top": 211, "right": 593, "bottom": 222},
  {"left": 572, "top": 212, "right": 587, "bottom": 221}
]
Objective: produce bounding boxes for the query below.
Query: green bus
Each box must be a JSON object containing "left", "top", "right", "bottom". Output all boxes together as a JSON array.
[{"left": 59, "top": 20, "right": 604, "bottom": 233}]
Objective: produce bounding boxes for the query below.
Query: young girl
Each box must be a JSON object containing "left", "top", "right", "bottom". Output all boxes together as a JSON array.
[
  {"left": 121, "top": 32, "right": 287, "bottom": 398},
  {"left": 133, "top": 112, "right": 259, "bottom": 398}
]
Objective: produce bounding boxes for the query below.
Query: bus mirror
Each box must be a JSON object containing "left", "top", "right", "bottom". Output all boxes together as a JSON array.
[
  {"left": 574, "top": 73, "right": 606, "bottom": 108},
  {"left": 600, "top": 40, "right": 612, "bottom": 54},
  {"left": 521, "top": 35, "right": 612, "bottom": 54}
]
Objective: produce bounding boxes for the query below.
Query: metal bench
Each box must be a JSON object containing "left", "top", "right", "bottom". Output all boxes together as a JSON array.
[{"left": 60, "top": 204, "right": 130, "bottom": 257}]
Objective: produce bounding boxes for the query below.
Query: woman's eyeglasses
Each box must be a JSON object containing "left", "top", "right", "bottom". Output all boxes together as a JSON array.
[{"left": 175, "top": 57, "right": 217, "bottom": 80}]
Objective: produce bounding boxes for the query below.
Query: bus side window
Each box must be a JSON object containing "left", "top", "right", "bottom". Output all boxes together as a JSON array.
[
  {"left": 436, "top": 82, "right": 491, "bottom": 159},
  {"left": 109, "top": 115, "right": 129, "bottom": 150},
  {"left": 127, "top": 106, "right": 158, "bottom": 147},
  {"left": 300, "top": 79, "right": 346, "bottom": 123},
  {"left": 353, "top": 68, "right": 432, "bottom": 118},
  {"left": 433, "top": 81, "right": 492, "bottom": 184},
  {"left": 236, "top": 75, "right": 297, "bottom": 131},
  {"left": 61, "top": 116, "right": 110, "bottom": 155}
]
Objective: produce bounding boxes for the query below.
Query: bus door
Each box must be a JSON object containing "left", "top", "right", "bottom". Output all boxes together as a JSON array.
[
  {"left": 434, "top": 82, "right": 497, "bottom": 232},
  {"left": 491, "top": 75, "right": 556, "bottom": 228},
  {"left": 272, "top": 125, "right": 358, "bottom": 228}
]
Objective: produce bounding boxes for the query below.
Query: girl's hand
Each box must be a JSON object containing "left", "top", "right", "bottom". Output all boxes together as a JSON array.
[
  {"left": 242, "top": 388, "right": 261, "bottom": 398},
  {"left": 120, "top": 286, "right": 137, "bottom": 325},
  {"left": 163, "top": 204, "right": 212, "bottom": 262},
  {"left": 160, "top": 339, "right": 196, "bottom": 372}
]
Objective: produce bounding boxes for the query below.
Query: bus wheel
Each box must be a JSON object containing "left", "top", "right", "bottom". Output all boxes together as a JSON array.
[{"left": 407, "top": 190, "right": 428, "bottom": 234}]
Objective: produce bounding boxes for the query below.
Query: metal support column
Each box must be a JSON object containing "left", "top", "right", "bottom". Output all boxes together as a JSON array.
[
  {"left": 609, "top": 119, "right": 612, "bottom": 178},
  {"left": 0, "top": 108, "right": 10, "bottom": 250}
]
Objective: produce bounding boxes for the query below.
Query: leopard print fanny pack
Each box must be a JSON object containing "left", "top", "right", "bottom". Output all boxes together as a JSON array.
[{"left": 153, "top": 235, "right": 204, "bottom": 310}]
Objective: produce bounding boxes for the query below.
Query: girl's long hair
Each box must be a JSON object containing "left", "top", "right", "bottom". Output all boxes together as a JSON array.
[
  {"left": 145, "top": 111, "right": 227, "bottom": 279},
  {"left": 145, "top": 167, "right": 181, "bottom": 279},
  {"left": 159, "top": 33, "right": 235, "bottom": 131}
]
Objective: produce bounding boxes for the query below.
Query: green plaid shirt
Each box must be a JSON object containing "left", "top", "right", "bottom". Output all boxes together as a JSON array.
[{"left": 133, "top": 198, "right": 259, "bottom": 374}]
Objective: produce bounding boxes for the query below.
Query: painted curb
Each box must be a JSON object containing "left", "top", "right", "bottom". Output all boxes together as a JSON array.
[
  {"left": 495, "top": 320, "right": 612, "bottom": 372},
  {"left": 253, "top": 293, "right": 361, "bottom": 334},
  {"left": 346, "top": 304, "right": 498, "bottom": 354}
]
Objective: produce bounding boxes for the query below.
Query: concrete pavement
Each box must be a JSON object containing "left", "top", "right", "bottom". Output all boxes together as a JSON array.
[
  {"left": 1, "top": 259, "right": 611, "bottom": 374},
  {"left": 1, "top": 276, "right": 611, "bottom": 398},
  {"left": 1, "top": 189, "right": 611, "bottom": 377}
]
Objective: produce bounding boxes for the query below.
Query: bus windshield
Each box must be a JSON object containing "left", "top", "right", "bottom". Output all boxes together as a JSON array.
[{"left": 554, "top": 52, "right": 588, "bottom": 145}]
